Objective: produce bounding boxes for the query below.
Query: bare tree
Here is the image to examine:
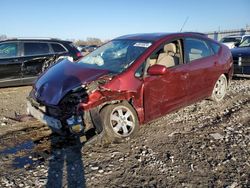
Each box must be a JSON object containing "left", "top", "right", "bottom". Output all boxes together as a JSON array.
[
  {"left": 86, "top": 37, "right": 102, "bottom": 45},
  {"left": 74, "top": 37, "right": 103, "bottom": 46}
]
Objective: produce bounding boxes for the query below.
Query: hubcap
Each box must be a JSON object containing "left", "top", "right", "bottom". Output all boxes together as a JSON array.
[
  {"left": 214, "top": 76, "right": 227, "bottom": 99},
  {"left": 110, "top": 106, "right": 135, "bottom": 137}
]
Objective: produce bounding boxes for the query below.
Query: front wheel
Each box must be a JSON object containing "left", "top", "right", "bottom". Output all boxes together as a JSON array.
[
  {"left": 100, "top": 101, "right": 139, "bottom": 143},
  {"left": 211, "top": 74, "right": 228, "bottom": 102}
]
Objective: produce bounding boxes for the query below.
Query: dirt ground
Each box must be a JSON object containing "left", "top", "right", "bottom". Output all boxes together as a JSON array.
[{"left": 0, "top": 79, "right": 249, "bottom": 188}]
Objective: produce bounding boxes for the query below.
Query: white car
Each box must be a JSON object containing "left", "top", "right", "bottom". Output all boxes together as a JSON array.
[
  {"left": 220, "top": 35, "right": 250, "bottom": 49},
  {"left": 220, "top": 36, "right": 242, "bottom": 49}
]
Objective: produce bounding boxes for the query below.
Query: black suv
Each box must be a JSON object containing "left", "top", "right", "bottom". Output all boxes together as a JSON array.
[{"left": 0, "top": 38, "right": 82, "bottom": 87}]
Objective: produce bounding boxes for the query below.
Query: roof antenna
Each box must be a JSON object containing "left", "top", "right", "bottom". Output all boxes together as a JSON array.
[{"left": 180, "top": 16, "right": 189, "bottom": 32}]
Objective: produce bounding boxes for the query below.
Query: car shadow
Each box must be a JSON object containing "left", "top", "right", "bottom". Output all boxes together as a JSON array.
[{"left": 46, "top": 134, "right": 86, "bottom": 188}]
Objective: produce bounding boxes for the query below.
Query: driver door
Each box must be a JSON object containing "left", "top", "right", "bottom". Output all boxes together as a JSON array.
[
  {"left": 143, "top": 39, "right": 189, "bottom": 122},
  {"left": 0, "top": 42, "right": 22, "bottom": 87}
]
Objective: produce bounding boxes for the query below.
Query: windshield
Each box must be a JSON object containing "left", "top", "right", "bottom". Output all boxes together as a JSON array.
[
  {"left": 220, "top": 37, "right": 241, "bottom": 43},
  {"left": 239, "top": 37, "right": 250, "bottom": 47},
  {"left": 77, "top": 40, "right": 152, "bottom": 73}
]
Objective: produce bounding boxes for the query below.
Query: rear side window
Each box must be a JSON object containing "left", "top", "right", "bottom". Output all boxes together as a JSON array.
[
  {"left": 184, "top": 38, "right": 213, "bottom": 62},
  {"left": 24, "top": 42, "right": 50, "bottom": 56},
  {"left": 51, "top": 43, "right": 67, "bottom": 53},
  {"left": 0, "top": 42, "right": 18, "bottom": 58},
  {"left": 209, "top": 41, "right": 221, "bottom": 54}
]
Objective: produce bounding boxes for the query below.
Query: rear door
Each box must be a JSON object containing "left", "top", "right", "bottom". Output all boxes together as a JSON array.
[
  {"left": 0, "top": 42, "right": 22, "bottom": 87},
  {"left": 183, "top": 37, "right": 216, "bottom": 104},
  {"left": 21, "top": 41, "right": 54, "bottom": 83}
]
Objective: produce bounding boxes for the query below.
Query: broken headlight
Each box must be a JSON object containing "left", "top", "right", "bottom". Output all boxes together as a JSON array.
[{"left": 66, "top": 115, "right": 84, "bottom": 134}]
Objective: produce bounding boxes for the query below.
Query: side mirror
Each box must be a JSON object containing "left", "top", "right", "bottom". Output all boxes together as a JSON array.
[
  {"left": 147, "top": 64, "right": 168, "bottom": 75},
  {"left": 234, "top": 41, "right": 240, "bottom": 47}
]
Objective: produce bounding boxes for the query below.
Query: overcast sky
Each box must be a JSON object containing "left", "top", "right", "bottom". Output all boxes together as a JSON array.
[{"left": 1, "top": 0, "right": 249, "bottom": 40}]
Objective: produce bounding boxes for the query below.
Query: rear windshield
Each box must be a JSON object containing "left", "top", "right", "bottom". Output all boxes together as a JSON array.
[{"left": 220, "top": 37, "right": 241, "bottom": 43}]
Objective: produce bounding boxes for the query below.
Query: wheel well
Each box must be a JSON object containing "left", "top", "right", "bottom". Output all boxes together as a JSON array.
[
  {"left": 98, "top": 100, "right": 125, "bottom": 113},
  {"left": 223, "top": 73, "right": 230, "bottom": 85},
  {"left": 98, "top": 99, "right": 135, "bottom": 114}
]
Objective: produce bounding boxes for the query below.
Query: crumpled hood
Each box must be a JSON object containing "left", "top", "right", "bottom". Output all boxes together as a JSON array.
[
  {"left": 231, "top": 47, "right": 250, "bottom": 58},
  {"left": 34, "top": 59, "right": 111, "bottom": 105}
]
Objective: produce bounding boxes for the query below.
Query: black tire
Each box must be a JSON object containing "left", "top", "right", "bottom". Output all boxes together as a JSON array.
[
  {"left": 211, "top": 74, "right": 228, "bottom": 102},
  {"left": 100, "top": 101, "right": 139, "bottom": 143}
]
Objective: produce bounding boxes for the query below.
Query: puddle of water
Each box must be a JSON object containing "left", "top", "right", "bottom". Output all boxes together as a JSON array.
[
  {"left": 13, "top": 156, "right": 34, "bottom": 168},
  {"left": 0, "top": 140, "right": 44, "bottom": 168},
  {"left": 0, "top": 140, "right": 35, "bottom": 156}
]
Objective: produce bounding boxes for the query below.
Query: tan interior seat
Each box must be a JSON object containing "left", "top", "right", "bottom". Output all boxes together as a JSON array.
[
  {"left": 146, "top": 58, "right": 157, "bottom": 66},
  {"left": 156, "top": 43, "right": 179, "bottom": 68}
]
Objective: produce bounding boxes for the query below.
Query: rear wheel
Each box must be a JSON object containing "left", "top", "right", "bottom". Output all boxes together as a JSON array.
[
  {"left": 100, "top": 101, "right": 139, "bottom": 143},
  {"left": 211, "top": 74, "right": 227, "bottom": 102}
]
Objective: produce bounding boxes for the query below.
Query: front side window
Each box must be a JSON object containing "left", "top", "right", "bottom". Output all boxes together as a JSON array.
[
  {"left": 0, "top": 42, "right": 18, "bottom": 58},
  {"left": 24, "top": 42, "right": 50, "bottom": 56},
  {"left": 146, "top": 39, "right": 183, "bottom": 69},
  {"left": 77, "top": 40, "right": 151, "bottom": 73},
  {"left": 184, "top": 38, "right": 213, "bottom": 62}
]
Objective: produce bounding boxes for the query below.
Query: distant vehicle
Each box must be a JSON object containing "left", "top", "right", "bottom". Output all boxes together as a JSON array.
[
  {"left": 85, "top": 45, "right": 98, "bottom": 52},
  {"left": 77, "top": 45, "right": 98, "bottom": 53},
  {"left": 220, "top": 36, "right": 242, "bottom": 49},
  {"left": 0, "top": 38, "right": 82, "bottom": 87},
  {"left": 27, "top": 32, "right": 233, "bottom": 141},
  {"left": 220, "top": 35, "right": 250, "bottom": 49},
  {"left": 231, "top": 36, "right": 250, "bottom": 77},
  {"left": 77, "top": 45, "right": 87, "bottom": 52}
]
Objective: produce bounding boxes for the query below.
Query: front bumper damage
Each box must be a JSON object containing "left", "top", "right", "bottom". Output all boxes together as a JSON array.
[
  {"left": 26, "top": 77, "right": 109, "bottom": 135},
  {"left": 27, "top": 96, "right": 102, "bottom": 135},
  {"left": 27, "top": 73, "right": 143, "bottom": 136},
  {"left": 27, "top": 101, "right": 62, "bottom": 130}
]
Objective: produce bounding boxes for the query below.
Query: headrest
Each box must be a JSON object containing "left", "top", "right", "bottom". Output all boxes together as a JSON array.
[{"left": 164, "top": 43, "right": 176, "bottom": 53}]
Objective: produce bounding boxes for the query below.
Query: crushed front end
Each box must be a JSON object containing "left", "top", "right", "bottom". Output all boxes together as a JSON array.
[{"left": 27, "top": 80, "right": 105, "bottom": 135}]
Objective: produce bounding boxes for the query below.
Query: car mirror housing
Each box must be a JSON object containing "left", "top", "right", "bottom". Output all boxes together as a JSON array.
[
  {"left": 147, "top": 64, "right": 167, "bottom": 76},
  {"left": 234, "top": 41, "right": 240, "bottom": 47}
]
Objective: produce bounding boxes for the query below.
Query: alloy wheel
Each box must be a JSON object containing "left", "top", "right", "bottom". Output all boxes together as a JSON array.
[
  {"left": 213, "top": 75, "right": 227, "bottom": 100},
  {"left": 110, "top": 106, "right": 135, "bottom": 137}
]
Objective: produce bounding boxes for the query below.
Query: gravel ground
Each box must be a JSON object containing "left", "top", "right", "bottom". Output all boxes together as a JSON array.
[{"left": 0, "top": 79, "right": 249, "bottom": 187}]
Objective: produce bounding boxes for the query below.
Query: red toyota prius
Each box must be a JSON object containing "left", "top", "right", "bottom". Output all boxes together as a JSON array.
[{"left": 27, "top": 32, "right": 233, "bottom": 142}]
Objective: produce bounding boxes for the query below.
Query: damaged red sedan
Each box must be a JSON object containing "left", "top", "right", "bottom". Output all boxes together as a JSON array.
[{"left": 27, "top": 32, "right": 233, "bottom": 141}]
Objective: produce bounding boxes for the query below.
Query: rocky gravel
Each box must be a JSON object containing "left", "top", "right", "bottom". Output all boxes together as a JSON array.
[{"left": 0, "top": 79, "right": 249, "bottom": 187}]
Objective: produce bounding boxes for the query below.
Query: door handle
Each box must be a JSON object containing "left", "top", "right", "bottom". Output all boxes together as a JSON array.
[{"left": 181, "top": 73, "right": 188, "bottom": 79}]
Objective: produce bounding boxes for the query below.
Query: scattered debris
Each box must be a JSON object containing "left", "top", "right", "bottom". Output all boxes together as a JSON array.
[{"left": 210, "top": 133, "right": 224, "bottom": 140}]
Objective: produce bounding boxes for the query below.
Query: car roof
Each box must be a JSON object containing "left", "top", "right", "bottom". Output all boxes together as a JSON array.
[
  {"left": 223, "top": 35, "right": 242, "bottom": 38},
  {"left": 0, "top": 38, "right": 72, "bottom": 43},
  {"left": 114, "top": 32, "right": 207, "bottom": 42}
]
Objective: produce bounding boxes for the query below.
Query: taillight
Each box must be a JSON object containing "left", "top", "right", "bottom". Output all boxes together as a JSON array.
[{"left": 76, "top": 52, "right": 83, "bottom": 59}]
